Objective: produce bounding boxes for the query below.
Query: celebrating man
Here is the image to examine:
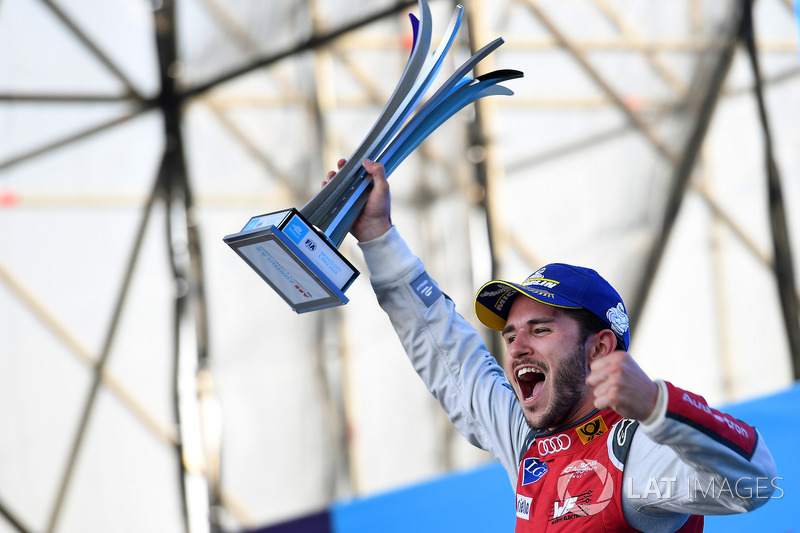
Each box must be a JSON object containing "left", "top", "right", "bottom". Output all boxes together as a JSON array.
[{"left": 331, "top": 158, "right": 777, "bottom": 531}]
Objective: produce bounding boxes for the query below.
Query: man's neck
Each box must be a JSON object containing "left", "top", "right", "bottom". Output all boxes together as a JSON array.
[{"left": 545, "top": 398, "right": 601, "bottom": 434}]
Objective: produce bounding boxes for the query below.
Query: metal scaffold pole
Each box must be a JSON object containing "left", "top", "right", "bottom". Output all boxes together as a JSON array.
[{"left": 153, "top": 2, "right": 221, "bottom": 532}]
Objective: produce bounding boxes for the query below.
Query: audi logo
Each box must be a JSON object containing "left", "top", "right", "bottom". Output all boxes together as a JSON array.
[{"left": 537, "top": 434, "right": 571, "bottom": 456}]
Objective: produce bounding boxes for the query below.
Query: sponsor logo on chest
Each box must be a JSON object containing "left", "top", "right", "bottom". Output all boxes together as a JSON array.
[
  {"left": 537, "top": 434, "right": 572, "bottom": 456},
  {"left": 516, "top": 494, "right": 532, "bottom": 520},
  {"left": 521, "top": 457, "right": 548, "bottom": 486},
  {"left": 575, "top": 414, "right": 609, "bottom": 445}
]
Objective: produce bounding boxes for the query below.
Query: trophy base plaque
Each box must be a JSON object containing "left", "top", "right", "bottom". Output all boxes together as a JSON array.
[{"left": 223, "top": 209, "right": 359, "bottom": 313}]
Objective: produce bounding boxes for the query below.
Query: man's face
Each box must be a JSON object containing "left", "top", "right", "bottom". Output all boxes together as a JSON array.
[{"left": 502, "top": 296, "right": 590, "bottom": 431}]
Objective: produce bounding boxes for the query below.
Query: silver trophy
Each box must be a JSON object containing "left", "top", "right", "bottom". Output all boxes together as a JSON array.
[{"left": 224, "top": 0, "right": 522, "bottom": 313}]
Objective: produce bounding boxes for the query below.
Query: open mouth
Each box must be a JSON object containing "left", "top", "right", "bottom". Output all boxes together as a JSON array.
[{"left": 517, "top": 367, "right": 546, "bottom": 402}]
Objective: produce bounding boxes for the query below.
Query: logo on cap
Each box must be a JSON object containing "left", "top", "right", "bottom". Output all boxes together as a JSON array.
[
  {"left": 523, "top": 278, "right": 558, "bottom": 289},
  {"left": 606, "top": 303, "right": 629, "bottom": 338},
  {"left": 529, "top": 266, "right": 546, "bottom": 278},
  {"left": 523, "top": 267, "right": 559, "bottom": 291}
]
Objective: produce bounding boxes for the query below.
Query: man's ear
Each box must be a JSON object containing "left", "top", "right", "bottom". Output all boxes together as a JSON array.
[{"left": 587, "top": 329, "right": 618, "bottom": 362}]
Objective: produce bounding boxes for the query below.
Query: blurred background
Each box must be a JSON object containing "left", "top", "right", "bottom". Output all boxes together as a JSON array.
[{"left": 0, "top": 0, "right": 798, "bottom": 531}]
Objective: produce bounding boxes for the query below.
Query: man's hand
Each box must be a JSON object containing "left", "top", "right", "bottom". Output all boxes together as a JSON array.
[
  {"left": 586, "top": 350, "right": 659, "bottom": 421},
  {"left": 324, "top": 158, "right": 392, "bottom": 242}
]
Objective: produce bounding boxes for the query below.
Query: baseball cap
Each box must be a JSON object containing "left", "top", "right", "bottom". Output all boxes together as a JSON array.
[{"left": 474, "top": 263, "right": 630, "bottom": 349}]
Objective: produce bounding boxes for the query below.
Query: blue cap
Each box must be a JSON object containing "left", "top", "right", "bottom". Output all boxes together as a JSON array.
[{"left": 474, "top": 263, "right": 630, "bottom": 349}]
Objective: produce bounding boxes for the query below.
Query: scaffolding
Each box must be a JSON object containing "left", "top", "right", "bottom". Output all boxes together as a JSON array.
[{"left": 0, "top": 0, "right": 798, "bottom": 531}]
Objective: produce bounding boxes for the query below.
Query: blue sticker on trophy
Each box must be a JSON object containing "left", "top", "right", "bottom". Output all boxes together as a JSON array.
[
  {"left": 243, "top": 211, "right": 289, "bottom": 232},
  {"left": 285, "top": 216, "right": 310, "bottom": 244}
]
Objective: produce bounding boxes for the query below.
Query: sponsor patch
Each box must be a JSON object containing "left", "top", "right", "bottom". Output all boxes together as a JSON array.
[
  {"left": 616, "top": 418, "right": 637, "bottom": 448},
  {"left": 522, "top": 457, "right": 548, "bottom": 485},
  {"left": 516, "top": 494, "right": 533, "bottom": 520},
  {"left": 411, "top": 272, "right": 442, "bottom": 307},
  {"left": 575, "top": 414, "right": 608, "bottom": 445},
  {"left": 537, "top": 434, "right": 572, "bottom": 456},
  {"left": 610, "top": 418, "right": 639, "bottom": 471}
]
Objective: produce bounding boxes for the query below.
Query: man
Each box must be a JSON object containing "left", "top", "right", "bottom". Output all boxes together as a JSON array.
[{"left": 330, "top": 158, "right": 777, "bottom": 531}]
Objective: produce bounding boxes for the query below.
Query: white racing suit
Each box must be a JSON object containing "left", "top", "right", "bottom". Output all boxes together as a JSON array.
[{"left": 359, "top": 227, "right": 778, "bottom": 532}]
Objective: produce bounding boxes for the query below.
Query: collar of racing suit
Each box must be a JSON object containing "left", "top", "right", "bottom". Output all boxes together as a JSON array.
[{"left": 520, "top": 409, "right": 623, "bottom": 463}]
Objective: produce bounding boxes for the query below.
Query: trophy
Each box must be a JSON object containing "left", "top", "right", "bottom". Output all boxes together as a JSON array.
[{"left": 224, "top": 0, "right": 522, "bottom": 313}]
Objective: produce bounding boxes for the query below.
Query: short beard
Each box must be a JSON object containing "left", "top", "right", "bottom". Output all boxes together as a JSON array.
[{"left": 525, "top": 342, "right": 588, "bottom": 431}]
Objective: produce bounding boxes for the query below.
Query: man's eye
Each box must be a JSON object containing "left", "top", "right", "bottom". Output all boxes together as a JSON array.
[
  {"left": 505, "top": 335, "right": 516, "bottom": 344},
  {"left": 533, "top": 328, "right": 549, "bottom": 335}
]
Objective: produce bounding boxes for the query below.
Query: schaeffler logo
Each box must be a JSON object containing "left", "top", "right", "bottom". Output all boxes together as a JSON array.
[
  {"left": 551, "top": 460, "right": 613, "bottom": 525},
  {"left": 538, "top": 434, "right": 571, "bottom": 456}
]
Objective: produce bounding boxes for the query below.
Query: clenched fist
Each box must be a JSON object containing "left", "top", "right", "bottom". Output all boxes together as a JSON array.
[{"left": 586, "top": 350, "right": 659, "bottom": 422}]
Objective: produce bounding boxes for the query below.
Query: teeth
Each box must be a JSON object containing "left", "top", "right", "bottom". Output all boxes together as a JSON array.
[{"left": 517, "top": 367, "right": 543, "bottom": 379}]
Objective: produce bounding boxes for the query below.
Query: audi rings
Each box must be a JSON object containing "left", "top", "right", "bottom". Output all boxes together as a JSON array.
[{"left": 537, "top": 434, "right": 571, "bottom": 456}]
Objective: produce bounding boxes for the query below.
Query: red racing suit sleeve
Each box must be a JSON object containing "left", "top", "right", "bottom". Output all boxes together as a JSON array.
[{"left": 620, "top": 379, "right": 778, "bottom": 529}]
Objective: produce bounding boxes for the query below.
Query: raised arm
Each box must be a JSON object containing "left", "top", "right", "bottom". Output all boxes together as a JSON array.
[{"left": 342, "top": 160, "right": 530, "bottom": 483}]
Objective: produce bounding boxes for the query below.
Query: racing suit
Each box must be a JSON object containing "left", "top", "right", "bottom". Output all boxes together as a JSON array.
[{"left": 359, "top": 227, "right": 777, "bottom": 532}]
